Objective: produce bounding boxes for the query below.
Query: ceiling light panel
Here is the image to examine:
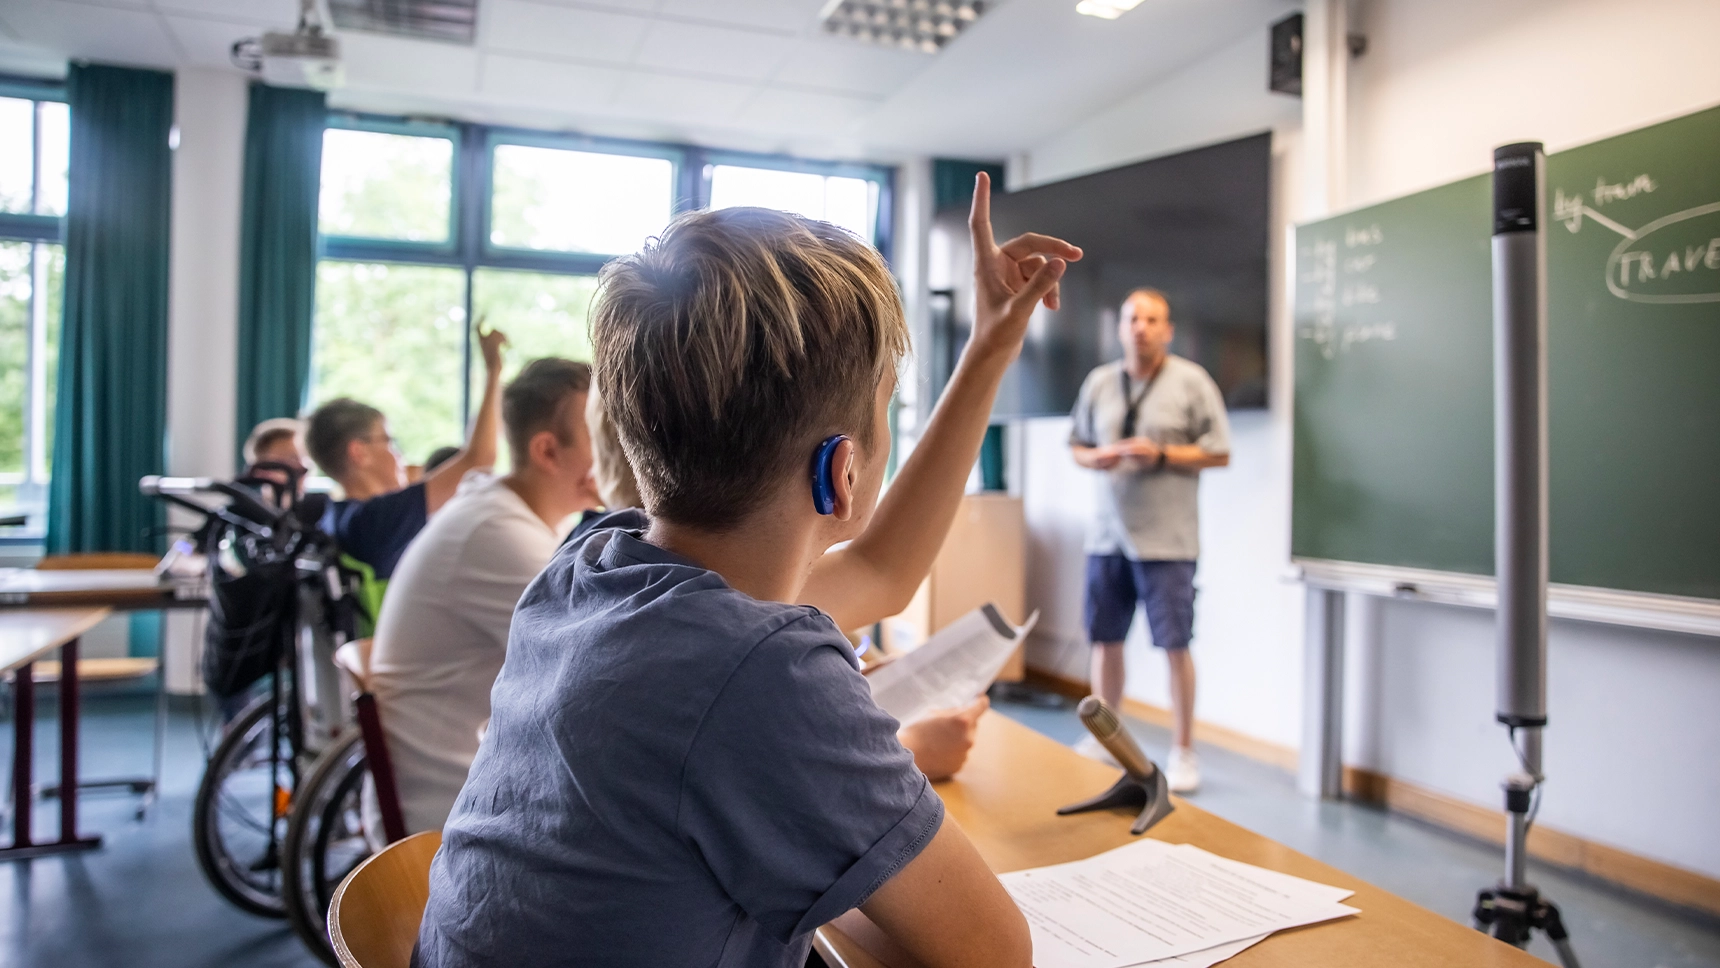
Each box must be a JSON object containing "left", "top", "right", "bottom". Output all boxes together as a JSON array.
[
  {"left": 330, "top": 0, "right": 479, "bottom": 45},
  {"left": 820, "top": 0, "right": 987, "bottom": 55},
  {"left": 1075, "top": 0, "right": 1144, "bottom": 19}
]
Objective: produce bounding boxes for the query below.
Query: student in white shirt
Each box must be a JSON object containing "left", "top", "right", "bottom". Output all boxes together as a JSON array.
[{"left": 367, "top": 358, "right": 602, "bottom": 833}]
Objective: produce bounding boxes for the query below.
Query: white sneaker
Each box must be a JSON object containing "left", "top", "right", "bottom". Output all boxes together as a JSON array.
[
  {"left": 1167, "top": 747, "right": 1200, "bottom": 794},
  {"left": 1073, "top": 733, "right": 1120, "bottom": 768}
]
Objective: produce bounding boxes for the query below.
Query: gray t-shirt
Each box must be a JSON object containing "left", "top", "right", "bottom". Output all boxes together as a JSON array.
[
  {"left": 414, "top": 513, "right": 944, "bottom": 968},
  {"left": 1069, "top": 356, "right": 1231, "bottom": 561}
]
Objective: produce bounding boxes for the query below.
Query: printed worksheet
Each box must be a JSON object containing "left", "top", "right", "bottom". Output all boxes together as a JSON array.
[
  {"left": 867, "top": 603, "right": 1035, "bottom": 725},
  {"left": 999, "top": 839, "right": 1357, "bottom": 968}
]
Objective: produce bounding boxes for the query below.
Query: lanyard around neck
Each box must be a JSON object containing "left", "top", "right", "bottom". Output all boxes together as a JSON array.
[{"left": 1120, "top": 367, "right": 1154, "bottom": 438}]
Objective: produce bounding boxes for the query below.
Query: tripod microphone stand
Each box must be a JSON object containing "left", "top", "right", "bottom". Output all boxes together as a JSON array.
[{"left": 1471, "top": 141, "right": 1579, "bottom": 968}]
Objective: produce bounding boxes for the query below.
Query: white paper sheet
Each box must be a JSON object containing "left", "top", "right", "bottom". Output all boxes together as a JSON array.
[
  {"left": 867, "top": 603, "right": 1037, "bottom": 725},
  {"left": 999, "top": 839, "right": 1358, "bottom": 968}
]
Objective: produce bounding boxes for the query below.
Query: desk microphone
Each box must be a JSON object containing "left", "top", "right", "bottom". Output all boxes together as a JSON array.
[
  {"left": 1060, "top": 696, "right": 1174, "bottom": 835},
  {"left": 1077, "top": 696, "right": 1159, "bottom": 783}
]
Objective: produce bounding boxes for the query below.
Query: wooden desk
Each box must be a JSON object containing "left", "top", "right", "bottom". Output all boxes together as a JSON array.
[
  {"left": 1, "top": 608, "right": 110, "bottom": 859},
  {"left": 816, "top": 714, "right": 1544, "bottom": 968},
  {"left": 0, "top": 567, "right": 207, "bottom": 611}
]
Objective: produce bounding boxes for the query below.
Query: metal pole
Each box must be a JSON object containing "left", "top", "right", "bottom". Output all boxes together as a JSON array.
[
  {"left": 1491, "top": 142, "right": 1549, "bottom": 733},
  {"left": 1491, "top": 140, "right": 1549, "bottom": 907},
  {"left": 1298, "top": 587, "right": 1345, "bottom": 799}
]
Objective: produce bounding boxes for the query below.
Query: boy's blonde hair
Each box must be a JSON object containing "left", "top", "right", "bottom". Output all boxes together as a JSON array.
[{"left": 592, "top": 207, "right": 907, "bottom": 529}]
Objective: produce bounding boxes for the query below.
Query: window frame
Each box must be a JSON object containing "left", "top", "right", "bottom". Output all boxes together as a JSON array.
[
  {"left": 312, "top": 112, "right": 897, "bottom": 431},
  {"left": 0, "top": 76, "right": 67, "bottom": 246},
  {"left": 696, "top": 149, "right": 895, "bottom": 258},
  {"left": 480, "top": 126, "right": 689, "bottom": 274},
  {"left": 318, "top": 113, "right": 463, "bottom": 262},
  {"left": 0, "top": 75, "right": 68, "bottom": 539}
]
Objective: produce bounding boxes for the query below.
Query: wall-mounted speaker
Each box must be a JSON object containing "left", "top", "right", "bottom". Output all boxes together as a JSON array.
[{"left": 1270, "top": 12, "right": 1303, "bottom": 97}]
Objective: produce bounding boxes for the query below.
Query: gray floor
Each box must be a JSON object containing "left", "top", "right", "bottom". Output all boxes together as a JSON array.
[{"left": 1, "top": 692, "right": 1716, "bottom": 967}]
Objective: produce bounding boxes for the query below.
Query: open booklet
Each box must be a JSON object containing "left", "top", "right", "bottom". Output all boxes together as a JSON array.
[{"left": 867, "top": 603, "right": 1038, "bottom": 726}]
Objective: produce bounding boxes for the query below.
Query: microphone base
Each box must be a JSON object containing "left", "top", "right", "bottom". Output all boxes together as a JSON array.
[{"left": 1056, "top": 769, "right": 1175, "bottom": 835}]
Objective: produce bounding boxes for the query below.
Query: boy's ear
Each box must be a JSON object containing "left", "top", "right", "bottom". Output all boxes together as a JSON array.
[
  {"left": 530, "top": 430, "right": 559, "bottom": 469},
  {"left": 830, "top": 437, "right": 859, "bottom": 522}
]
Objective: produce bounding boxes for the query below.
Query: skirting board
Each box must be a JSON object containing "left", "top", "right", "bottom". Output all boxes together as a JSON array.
[{"left": 1022, "top": 668, "right": 1720, "bottom": 918}]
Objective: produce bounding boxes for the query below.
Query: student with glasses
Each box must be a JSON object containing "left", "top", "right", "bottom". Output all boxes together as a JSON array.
[{"left": 303, "top": 326, "right": 509, "bottom": 628}]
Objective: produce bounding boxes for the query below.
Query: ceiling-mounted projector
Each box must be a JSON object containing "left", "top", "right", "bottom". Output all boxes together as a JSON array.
[{"left": 231, "top": 0, "right": 345, "bottom": 90}]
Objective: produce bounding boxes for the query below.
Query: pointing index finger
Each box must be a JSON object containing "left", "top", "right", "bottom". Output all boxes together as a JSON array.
[
  {"left": 969, "top": 171, "right": 996, "bottom": 251},
  {"left": 999, "top": 232, "right": 1083, "bottom": 262}
]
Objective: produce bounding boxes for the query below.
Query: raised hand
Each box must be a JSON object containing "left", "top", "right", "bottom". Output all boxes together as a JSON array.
[
  {"left": 476, "top": 317, "right": 508, "bottom": 375},
  {"left": 968, "top": 171, "right": 1083, "bottom": 358}
]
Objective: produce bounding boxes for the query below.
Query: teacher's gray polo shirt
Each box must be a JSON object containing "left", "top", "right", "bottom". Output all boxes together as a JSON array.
[
  {"left": 1069, "top": 356, "right": 1231, "bottom": 561},
  {"left": 414, "top": 513, "right": 944, "bottom": 968}
]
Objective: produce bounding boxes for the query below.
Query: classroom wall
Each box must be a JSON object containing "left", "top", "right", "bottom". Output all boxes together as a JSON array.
[
  {"left": 162, "top": 68, "right": 246, "bottom": 692},
  {"left": 1014, "top": 21, "right": 1306, "bottom": 752},
  {"left": 1338, "top": 0, "right": 1720, "bottom": 881},
  {"left": 1018, "top": 0, "right": 1720, "bottom": 881}
]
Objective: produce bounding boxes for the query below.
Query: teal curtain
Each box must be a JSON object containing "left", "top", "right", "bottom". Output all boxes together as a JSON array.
[
  {"left": 235, "top": 83, "right": 326, "bottom": 462},
  {"left": 46, "top": 64, "right": 174, "bottom": 554},
  {"left": 979, "top": 424, "right": 1006, "bottom": 491},
  {"left": 933, "top": 160, "right": 1009, "bottom": 491}
]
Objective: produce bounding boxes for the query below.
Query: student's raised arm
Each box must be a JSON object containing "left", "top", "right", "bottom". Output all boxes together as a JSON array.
[
  {"left": 800, "top": 172, "right": 1081, "bottom": 630},
  {"left": 423, "top": 323, "right": 507, "bottom": 513}
]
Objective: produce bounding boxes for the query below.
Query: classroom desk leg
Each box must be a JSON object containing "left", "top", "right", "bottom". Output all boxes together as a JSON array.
[
  {"left": 9, "top": 660, "right": 33, "bottom": 852},
  {"left": 2, "top": 639, "right": 102, "bottom": 860}
]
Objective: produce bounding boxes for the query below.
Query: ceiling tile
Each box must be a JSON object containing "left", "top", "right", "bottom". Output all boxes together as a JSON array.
[
  {"left": 738, "top": 86, "right": 878, "bottom": 133},
  {"left": 340, "top": 31, "right": 479, "bottom": 99},
  {"left": 0, "top": 0, "right": 179, "bottom": 67},
  {"left": 154, "top": 0, "right": 298, "bottom": 23},
  {"left": 633, "top": 20, "right": 796, "bottom": 82},
  {"left": 480, "top": 52, "right": 626, "bottom": 112},
  {"left": 484, "top": 0, "right": 651, "bottom": 66},
  {"left": 654, "top": 0, "right": 824, "bottom": 33},
  {"left": 770, "top": 36, "right": 931, "bottom": 97},
  {"left": 163, "top": 15, "right": 266, "bottom": 70},
  {"left": 611, "top": 69, "right": 755, "bottom": 125}
]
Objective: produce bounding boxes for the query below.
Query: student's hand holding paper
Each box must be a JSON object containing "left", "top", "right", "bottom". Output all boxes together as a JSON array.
[{"left": 900, "top": 696, "right": 989, "bottom": 781}]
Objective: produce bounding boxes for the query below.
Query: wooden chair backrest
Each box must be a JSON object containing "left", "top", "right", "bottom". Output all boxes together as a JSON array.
[
  {"left": 36, "top": 552, "right": 160, "bottom": 571},
  {"left": 329, "top": 829, "right": 441, "bottom": 968}
]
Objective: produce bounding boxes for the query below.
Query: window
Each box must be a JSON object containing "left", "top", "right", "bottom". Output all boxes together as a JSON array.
[
  {"left": 311, "top": 261, "right": 466, "bottom": 463},
  {"left": 307, "top": 116, "right": 892, "bottom": 477},
  {"left": 319, "top": 127, "right": 454, "bottom": 245},
  {"left": 489, "top": 146, "right": 673, "bottom": 256},
  {"left": 708, "top": 164, "right": 883, "bottom": 245},
  {"left": 0, "top": 87, "right": 69, "bottom": 535}
]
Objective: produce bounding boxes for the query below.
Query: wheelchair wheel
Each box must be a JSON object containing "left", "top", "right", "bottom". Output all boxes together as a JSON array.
[
  {"left": 191, "top": 695, "right": 296, "bottom": 918},
  {"left": 283, "top": 730, "right": 373, "bottom": 965}
]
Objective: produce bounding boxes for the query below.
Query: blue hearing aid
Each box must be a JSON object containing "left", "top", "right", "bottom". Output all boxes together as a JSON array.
[{"left": 811, "top": 434, "right": 850, "bottom": 515}]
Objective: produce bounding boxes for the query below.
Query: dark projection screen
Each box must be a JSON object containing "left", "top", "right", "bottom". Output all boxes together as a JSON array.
[{"left": 930, "top": 132, "right": 1272, "bottom": 418}]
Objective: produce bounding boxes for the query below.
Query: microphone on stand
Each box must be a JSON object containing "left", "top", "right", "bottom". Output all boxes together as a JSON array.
[
  {"left": 1058, "top": 696, "right": 1175, "bottom": 835},
  {"left": 1077, "top": 696, "right": 1159, "bottom": 784}
]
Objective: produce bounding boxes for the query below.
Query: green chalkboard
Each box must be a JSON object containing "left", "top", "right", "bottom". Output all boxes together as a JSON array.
[{"left": 1292, "top": 104, "right": 1720, "bottom": 600}]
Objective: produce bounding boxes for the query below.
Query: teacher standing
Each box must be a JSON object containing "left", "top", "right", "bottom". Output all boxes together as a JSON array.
[{"left": 1068, "top": 288, "right": 1231, "bottom": 793}]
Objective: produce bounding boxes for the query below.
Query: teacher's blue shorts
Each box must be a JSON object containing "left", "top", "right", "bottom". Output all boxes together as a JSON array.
[{"left": 1084, "top": 555, "right": 1197, "bottom": 650}]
